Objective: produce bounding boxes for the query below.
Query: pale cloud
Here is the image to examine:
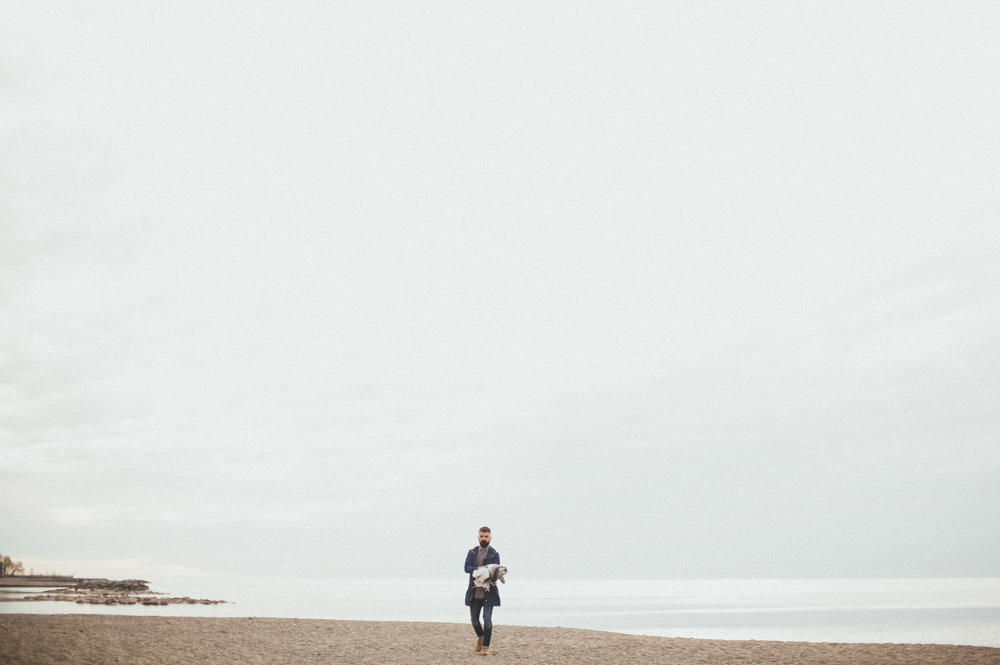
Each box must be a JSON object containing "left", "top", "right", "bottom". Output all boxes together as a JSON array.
[{"left": 2, "top": 1, "right": 999, "bottom": 580}]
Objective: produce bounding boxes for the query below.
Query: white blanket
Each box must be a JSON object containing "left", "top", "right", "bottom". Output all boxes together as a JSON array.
[{"left": 472, "top": 564, "right": 508, "bottom": 591}]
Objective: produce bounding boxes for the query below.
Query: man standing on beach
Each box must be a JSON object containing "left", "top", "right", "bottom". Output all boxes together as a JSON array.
[{"left": 464, "top": 526, "right": 500, "bottom": 656}]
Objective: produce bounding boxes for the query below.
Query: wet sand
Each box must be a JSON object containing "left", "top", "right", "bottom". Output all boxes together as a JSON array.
[{"left": 2, "top": 614, "right": 998, "bottom": 665}]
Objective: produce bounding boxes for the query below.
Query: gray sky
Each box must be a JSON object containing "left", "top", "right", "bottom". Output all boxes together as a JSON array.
[{"left": 2, "top": 2, "right": 998, "bottom": 581}]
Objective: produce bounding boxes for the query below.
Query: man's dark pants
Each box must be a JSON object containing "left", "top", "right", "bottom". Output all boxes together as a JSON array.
[{"left": 469, "top": 598, "right": 493, "bottom": 648}]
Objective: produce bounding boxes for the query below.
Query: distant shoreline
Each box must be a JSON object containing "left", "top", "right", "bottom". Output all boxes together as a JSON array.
[
  {"left": 0, "top": 576, "right": 225, "bottom": 606},
  {"left": 0, "top": 575, "right": 79, "bottom": 588}
]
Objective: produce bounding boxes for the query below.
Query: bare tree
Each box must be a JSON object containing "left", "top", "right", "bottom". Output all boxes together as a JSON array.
[{"left": 0, "top": 555, "right": 25, "bottom": 577}]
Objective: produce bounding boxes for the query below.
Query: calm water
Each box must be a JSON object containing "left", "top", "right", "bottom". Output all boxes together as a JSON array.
[{"left": 3, "top": 577, "right": 998, "bottom": 647}]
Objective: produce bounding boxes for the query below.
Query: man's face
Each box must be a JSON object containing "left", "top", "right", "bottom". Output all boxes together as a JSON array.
[{"left": 478, "top": 531, "right": 492, "bottom": 548}]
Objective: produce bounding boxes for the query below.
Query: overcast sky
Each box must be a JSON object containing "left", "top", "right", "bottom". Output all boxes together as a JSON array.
[{"left": 2, "top": 2, "right": 998, "bottom": 581}]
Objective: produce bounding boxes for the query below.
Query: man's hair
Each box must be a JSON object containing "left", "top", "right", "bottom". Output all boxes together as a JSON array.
[{"left": 479, "top": 526, "right": 491, "bottom": 534}]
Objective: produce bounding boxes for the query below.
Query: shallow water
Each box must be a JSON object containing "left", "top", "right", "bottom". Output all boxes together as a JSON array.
[{"left": 3, "top": 577, "right": 998, "bottom": 647}]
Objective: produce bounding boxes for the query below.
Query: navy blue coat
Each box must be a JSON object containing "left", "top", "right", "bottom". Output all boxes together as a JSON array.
[{"left": 464, "top": 546, "right": 501, "bottom": 607}]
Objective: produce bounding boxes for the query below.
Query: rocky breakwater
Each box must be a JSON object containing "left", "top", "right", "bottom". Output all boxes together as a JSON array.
[{"left": 24, "top": 578, "right": 227, "bottom": 606}]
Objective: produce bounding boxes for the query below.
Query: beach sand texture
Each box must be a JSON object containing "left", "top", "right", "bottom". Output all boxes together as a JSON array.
[{"left": 2, "top": 615, "right": 999, "bottom": 665}]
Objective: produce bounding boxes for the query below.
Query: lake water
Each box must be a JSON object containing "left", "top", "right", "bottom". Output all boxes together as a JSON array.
[{"left": 3, "top": 577, "right": 998, "bottom": 648}]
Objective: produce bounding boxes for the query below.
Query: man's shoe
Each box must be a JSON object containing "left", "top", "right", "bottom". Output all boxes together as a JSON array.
[
  {"left": 474, "top": 637, "right": 483, "bottom": 652},
  {"left": 480, "top": 648, "right": 490, "bottom": 656}
]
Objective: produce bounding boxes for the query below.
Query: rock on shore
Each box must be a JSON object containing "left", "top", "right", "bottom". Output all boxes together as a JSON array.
[
  {"left": 18, "top": 577, "right": 226, "bottom": 606},
  {"left": 24, "top": 593, "right": 226, "bottom": 606}
]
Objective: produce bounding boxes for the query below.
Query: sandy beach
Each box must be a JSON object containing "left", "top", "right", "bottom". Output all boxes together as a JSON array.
[{"left": 2, "top": 615, "right": 998, "bottom": 665}]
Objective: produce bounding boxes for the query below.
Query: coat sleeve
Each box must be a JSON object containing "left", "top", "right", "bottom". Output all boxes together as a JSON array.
[{"left": 464, "top": 550, "right": 477, "bottom": 574}]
